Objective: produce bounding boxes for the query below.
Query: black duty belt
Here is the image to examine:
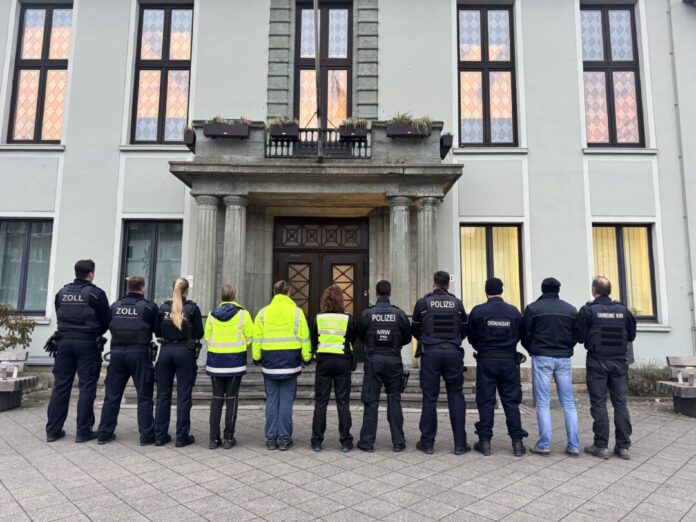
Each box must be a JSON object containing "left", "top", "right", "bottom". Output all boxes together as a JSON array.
[
  {"left": 475, "top": 351, "right": 516, "bottom": 359},
  {"left": 369, "top": 348, "right": 400, "bottom": 356},
  {"left": 423, "top": 343, "right": 459, "bottom": 350},
  {"left": 110, "top": 344, "right": 149, "bottom": 351},
  {"left": 58, "top": 332, "right": 98, "bottom": 340}
]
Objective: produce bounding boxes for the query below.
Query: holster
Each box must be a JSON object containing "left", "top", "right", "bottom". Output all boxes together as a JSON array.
[
  {"left": 150, "top": 342, "right": 159, "bottom": 363},
  {"left": 400, "top": 370, "right": 410, "bottom": 393}
]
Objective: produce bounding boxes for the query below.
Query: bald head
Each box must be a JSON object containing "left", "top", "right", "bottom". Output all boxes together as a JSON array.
[{"left": 592, "top": 276, "right": 612, "bottom": 298}]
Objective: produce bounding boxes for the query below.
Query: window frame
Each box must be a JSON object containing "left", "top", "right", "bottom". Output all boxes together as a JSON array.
[
  {"left": 592, "top": 224, "right": 657, "bottom": 321},
  {"left": 581, "top": 4, "right": 645, "bottom": 148},
  {"left": 459, "top": 223, "right": 524, "bottom": 310},
  {"left": 0, "top": 218, "right": 53, "bottom": 315},
  {"left": 456, "top": 5, "right": 518, "bottom": 148},
  {"left": 119, "top": 219, "right": 183, "bottom": 303},
  {"left": 8, "top": 3, "right": 72, "bottom": 144},
  {"left": 293, "top": 1, "right": 353, "bottom": 129},
  {"left": 130, "top": 4, "right": 193, "bottom": 145}
]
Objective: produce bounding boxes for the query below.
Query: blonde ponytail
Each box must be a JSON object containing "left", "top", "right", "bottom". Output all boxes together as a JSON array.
[{"left": 171, "top": 277, "right": 189, "bottom": 330}]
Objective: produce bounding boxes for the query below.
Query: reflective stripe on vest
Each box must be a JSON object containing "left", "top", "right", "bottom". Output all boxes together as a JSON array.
[
  {"left": 262, "top": 366, "right": 302, "bottom": 375},
  {"left": 206, "top": 364, "right": 247, "bottom": 374},
  {"left": 208, "top": 312, "right": 247, "bottom": 354},
  {"left": 316, "top": 313, "right": 350, "bottom": 355}
]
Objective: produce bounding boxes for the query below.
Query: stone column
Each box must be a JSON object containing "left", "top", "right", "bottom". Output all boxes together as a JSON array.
[
  {"left": 193, "top": 195, "right": 219, "bottom": 315},
  {"left": 389, "top": 196, "right": 412, "bottom": 312},
  {"left": 416, "top": 197, "right": 441, "bottom": 299},
  {"left": 222, "top": 195, "right": 247, "bottom": 299}
]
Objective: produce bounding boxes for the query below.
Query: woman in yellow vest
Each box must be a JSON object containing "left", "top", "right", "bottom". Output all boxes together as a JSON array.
[
  {"left": 252, "top": 281, "right": 311, "bottom": 451},
  {"left": 310, "top": 285, "right": 357, "bottom": 452},
  {"left": 204, "top": 285, "right": 252, "bottom": 450}
]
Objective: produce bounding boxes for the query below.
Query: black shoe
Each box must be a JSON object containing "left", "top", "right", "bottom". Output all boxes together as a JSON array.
[
  {"left": 416, "top": 441, "right": 433, "bottom": 455},
  {"left": 584, "top": 445, "right": 610, "bottom": 459},
  {"left": 311, "top": 443, "right": 322, "bottom": 452},
  {"left": 46, "top": 430, "right": 65, "bottom": 443},
  {"left": 474, "top": 440, "right": 491, "bottom": 456},
  {"left": 614, "top": 447, "right": 631, "bottom": 460},
  {"left": 175, "top": 435, "right": 195, "bottom": 448},
  {"left": 223, "top": 438, "right": 236, "bottom": 450},
  {"left": 209, "top": 439, "right": 221, "bottom": 450},
  {"left": 454, "top": 444, "right": 472, "bottom": 455},
  {"left": 512, "top": 439, "right": 526, "bottom": 457},
  {"left": 97, "top": 434, "right": 116, "bottom": 445},
  {"left": 278, "top": 439, "right": 293, "bottom": 451},
  {"left": 266, "top": 438, "right": 278, "bottom": 450},
  {"left": 140, "top": 439, "right": 155, "bottom": 447},
  {"left": 357, "top": 442, "right": 374, "bottom": 452},
  {"left": 393, "top": 443, "right": 406, "bottom": 453},
  {"left": 341, "top": 443, "right": 353, "bottom": 453},
  {"left": 155, "top": 435, "right": 171, "bottom": 447},
  {"left": 75, "top": 431, "right": 97, "bottom": 443}
]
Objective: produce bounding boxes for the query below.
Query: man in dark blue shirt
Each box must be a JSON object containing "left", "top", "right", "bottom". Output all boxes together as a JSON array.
[
  {"left": 468, "top": 278, "right": 528, "bottom": 456},
  {"left": 46, "top": 259, "right": 110, "bottom": 443},
  {"left": 412, "top": 271, "right": 469, "bottom": 455}
]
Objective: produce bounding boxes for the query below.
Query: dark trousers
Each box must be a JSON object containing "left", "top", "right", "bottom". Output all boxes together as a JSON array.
[
  {"left": 419, "top": 347, "right": 467, "bottom": 449},
  {"left": 154, "top": 345, "right": 197, "bottom": 443},
  {"left": 586, "top": 357, "right": 632, "bottom": 449},
  {"left": 97, "top": 348, "right": 154, "bottom": 443},
  {"left": 46, "top": 339, "right": 101, "bottom": 438},
  {"left": 209, "top": 375, "right": 242, "bottom": 442},
  {"left": 359, "top": 353, "right": 405, "bottom": 448},
  {"left": 475, "top": 358, "right": 528, "bottom": 441},
  {"left": 311, "top": 357, "right": 353, "bottom": 446}
]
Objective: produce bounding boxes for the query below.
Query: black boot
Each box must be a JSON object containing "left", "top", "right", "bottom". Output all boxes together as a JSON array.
[
  {"left": 512, "top": 439, "right": 526, "bottom": 457},
  {"left": 474, "top": 439, "right": 491, "bottom": 456}
]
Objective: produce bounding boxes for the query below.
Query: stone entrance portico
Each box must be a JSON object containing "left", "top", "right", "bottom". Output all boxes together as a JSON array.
[{"left": 170, "top": 122, "right": 461, "bottom": 365}]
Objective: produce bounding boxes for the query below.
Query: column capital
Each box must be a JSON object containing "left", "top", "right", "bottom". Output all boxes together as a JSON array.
[
  {"left": 194, "top": 194, "right": 220, "bottom": 207},
  {"left": 223, "top": 195, "right": 248, "bottom": 208},
  {"left": 415, "top": 197, "right": 441, "bottom": 210},
  {"left": 388, "top": 196, "right": 412, "bottom": 209}
]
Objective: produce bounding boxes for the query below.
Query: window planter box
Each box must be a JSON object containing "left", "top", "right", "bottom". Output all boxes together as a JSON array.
[
  {"left": 339, "top": 124, "right": 367, "bottom": 142},
  {"left": 269, "top": 123, "right": 300, "bottom": 141},
  {"left": 183, "top": 128, "right": 196, "bottom": 153},
  {"left": 386, "top": 122, "right": 431, "bottom": 138},
  {"left": 202, "top": 122, "right": 250, "bottom": 139}
]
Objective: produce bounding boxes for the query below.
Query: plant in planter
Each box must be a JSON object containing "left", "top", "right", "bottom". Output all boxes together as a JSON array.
[
  {"left": 338, "top": 117, "right": 368, "bottom": 141},
  {"left": 386, "top": 113, "right": 433, "bottom": 138},
  {"left": 0, "top": 305, "right": 36, "bottom": 352},
  {"left": 202, "top": 116, "right": 251, "bottom": 139},
  {"left": 183, "top": 125, "right": 196, "bottom": 152},
  {"left": 267, "top": 116, "right": 300, "bottom": 141}
]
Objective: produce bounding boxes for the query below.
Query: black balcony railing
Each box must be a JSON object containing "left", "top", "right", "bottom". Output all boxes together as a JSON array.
[{"left": 265, "top": 128, "right": 370, "bottom": 159}]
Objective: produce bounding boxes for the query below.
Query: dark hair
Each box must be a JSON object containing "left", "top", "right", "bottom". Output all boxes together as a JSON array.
[
  {"left": 320, "top": 285, "right": 345, "bottom": 313},
  {"left": 221, "top": 285, "right": 236, "bottom": 301},
  {"left": 127, "top": 276, "right": 145, "bottom": 292},
  {"left": 433, "top": 271, "right": 450, "bottom": 288},
  {"left": 376, "top": 280, "right": 391, "bottom": 297},
  {"left": 592, "top": 276, "right": 612, "bottom": 297},
  {"left": 274, "top": 280, "right": 290, "bottom": 295},
  {"left": 74, "top": 259, "right": 95, "bottom": 279}
]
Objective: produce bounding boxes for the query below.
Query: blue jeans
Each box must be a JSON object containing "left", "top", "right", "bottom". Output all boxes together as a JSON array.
[
  {"left": 532, "top": 356, "right": 579, "bottom": 450},
  {"left": 264, "top": 376, "right": 298, "bottom": 440}
]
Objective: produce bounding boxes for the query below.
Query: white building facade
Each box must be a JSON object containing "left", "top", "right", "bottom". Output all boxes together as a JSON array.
[{"left": 0, "top": 0, "right": 695, "bottom": 368}]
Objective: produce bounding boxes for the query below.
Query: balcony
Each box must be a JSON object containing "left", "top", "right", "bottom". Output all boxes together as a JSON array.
[{"left": 265, "top": 128, "right": 370, "bottom": 159}]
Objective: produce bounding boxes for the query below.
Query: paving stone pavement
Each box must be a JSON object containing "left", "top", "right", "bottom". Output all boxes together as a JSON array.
[{"left": 1, "top": 393, "right": 695, "bottom": 521}]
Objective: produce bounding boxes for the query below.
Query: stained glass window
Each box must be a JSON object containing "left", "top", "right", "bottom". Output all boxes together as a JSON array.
[
  {"left": 133, "top": 6, "right": 193, "bottom": 143},
  {"left": 295, "top": 5, "right": 352, "bottom": 127},
  {"left": 9, "top": 6, "right": 72, "bottom": 143},
  {"left": 460, "top": 225, "right": 523, "bottom": 311},
  {"left": 592, "top": 225, "right": 655, "bottom": 319},
  {"left": 0, "top": 220, "right": 54, "bottom": 313},
  {"left": 458, "top": 7, "right": 516, "bottom": 146},
  {"left": 581, "top": 6, "right": 642, "bottom": 146}
]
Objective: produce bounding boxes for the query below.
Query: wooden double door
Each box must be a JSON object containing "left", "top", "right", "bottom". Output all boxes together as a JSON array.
[{"left": 273, "top": 218, "right": 369, "bottom": 360}]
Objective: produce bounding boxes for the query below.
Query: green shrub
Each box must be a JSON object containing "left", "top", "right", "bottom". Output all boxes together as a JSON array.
[
  {"left": 628, "top": 361, "right": 670, "bottom": 397},
  {"left": 0, "top": 304, "right": 36, "bottom": 351}
]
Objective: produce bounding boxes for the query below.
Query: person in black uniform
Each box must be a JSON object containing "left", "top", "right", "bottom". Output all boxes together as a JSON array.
[
  {"left": 96, "top": 276, "right": 158, "bottom": 445},
  {"left": 356, "top": 280, "right": 412, "bottom": 452},
  {"left": 575, "top": 276, "right": 637, "bottom": 460},
  {"left": 46, "top": 259, "right": 110, "bottom": 443},
  {"left": 154, "top": 277, "right": 204, "bottom": 447},
  {"left": 310, "top": 285, "right": 357, "bottom": 452},
  {"left": 468, "top": 277, "right": 528, "bottom": 456},
  {"left": 412, "top": 271, "right": 469, "bottom": 455}
]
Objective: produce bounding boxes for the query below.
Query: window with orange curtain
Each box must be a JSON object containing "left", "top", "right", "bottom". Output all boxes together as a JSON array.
[
  {"left": 460, "top": 225, "right": 523, "bottom": 311},
  {"left": 295, "top": 4, "right": 351, "bottom": 128},
  {"left": 592, "top": 225, "right": 656, "bottom": 319}
]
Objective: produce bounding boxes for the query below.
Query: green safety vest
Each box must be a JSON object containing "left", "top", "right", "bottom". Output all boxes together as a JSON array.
[{"left": 316, "top": 313, "right": 351, "bottom": 355}]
